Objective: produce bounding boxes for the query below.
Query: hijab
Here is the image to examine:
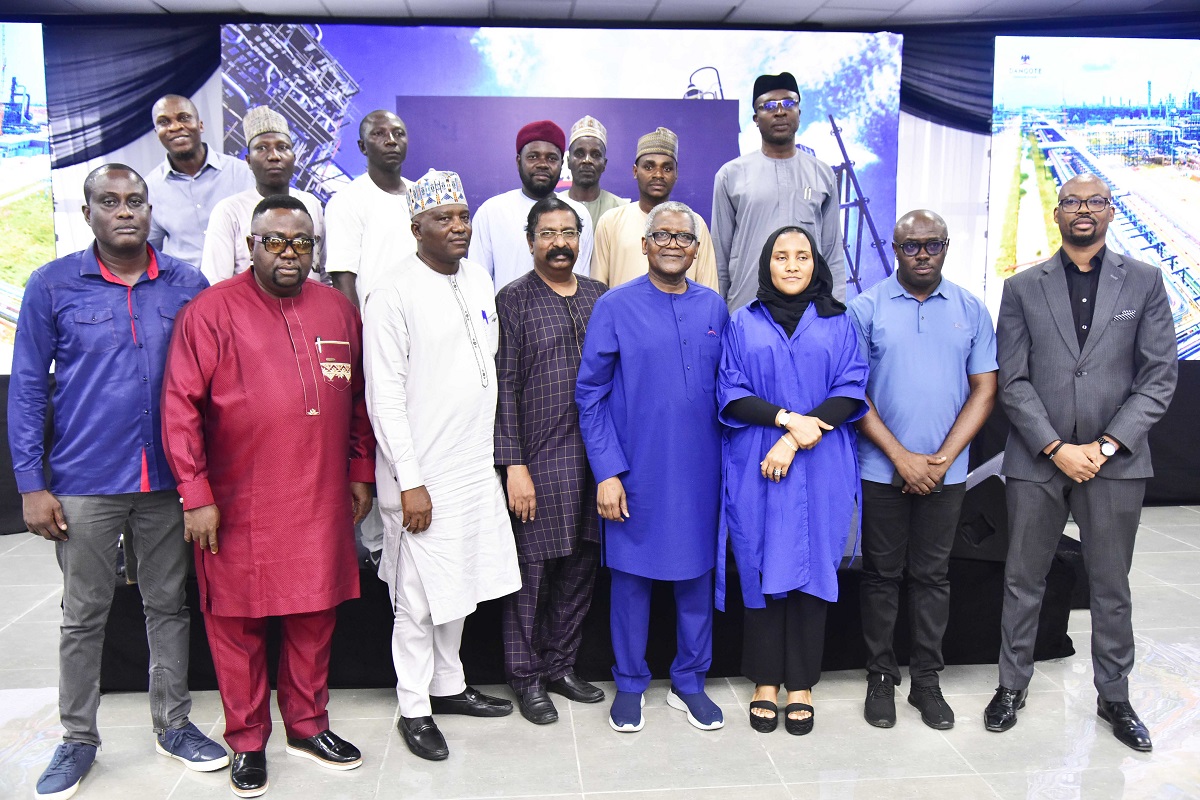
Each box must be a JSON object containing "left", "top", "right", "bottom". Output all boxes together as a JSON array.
[{"left": 756, "top": 225, "right": 845, "bottom": 337}]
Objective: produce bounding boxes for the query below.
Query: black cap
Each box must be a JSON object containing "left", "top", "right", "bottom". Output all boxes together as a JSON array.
[{"left": 752, "top": 72, "right": 800, "bottom": 106}]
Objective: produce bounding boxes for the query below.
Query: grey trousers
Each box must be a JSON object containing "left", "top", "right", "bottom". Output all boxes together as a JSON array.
[
  {"left": 56, "top": 491, "right": 192, "bottom": 745},
  {"left": 1000, "top": 475, "right": 1144, "bottom": 702}
]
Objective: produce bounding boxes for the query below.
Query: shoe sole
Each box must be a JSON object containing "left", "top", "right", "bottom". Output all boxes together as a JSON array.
[
  {"left": 608, "top": 694, "right": 646, "bottom": 732},
  {"left": 155, "top": 740, "right": 231, "bottom": 772},
  {"left": 666, "top": 691, "right": 724, "bottom": 731},
  {"left": 864, "top": 713, "right": 896, "bottom": 728},
  {"left": 34, "top": 780, "right": 84, "bottom": 800},
  {"left": 284, "top": 744, "right": 362, "bottom": 771},
  {"left": 230, "top": 779, "right": 269, "bottom": 798}
]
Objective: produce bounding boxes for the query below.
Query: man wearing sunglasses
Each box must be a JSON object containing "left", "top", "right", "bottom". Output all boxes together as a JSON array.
[
  {"left": 849, "top": 209, "right": 997, "bottom": 731},
  {"left": 200, "top": 106, "right": 326, "bottom": 284},
  {"left": 988, "top": 173, "right": 1177, "bottom": 752},
  {"left": 712, "top": 72, "right": 846, "bottom": 312},
  {"left": 163, "top": 194, "right": 376, "bottom": 796}
]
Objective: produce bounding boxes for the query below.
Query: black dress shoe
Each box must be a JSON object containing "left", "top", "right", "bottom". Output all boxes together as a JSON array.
[
  {"left": 430, "top": 686, "right": 513, "bottom": 717},
  {"left": 399, "top": 716, "right": 449, "bottom": 761},
  {"left": 547, "top": 673, "right": 605, "bottom": 704},
  {"left": 518, "top": 689, "right": 559, "bottom": 724},
  {"left": 285, "top": 729, "right": 362, "bottom": 770},
  {"left": 1097, "top": 699, "right": 1153, "bottom": 752},
  {"left": 984, "top": 686, "right": 1027, "bottom": 732},
  {"left": 230, "top": 751, "right": 268, "bottom": 798}
]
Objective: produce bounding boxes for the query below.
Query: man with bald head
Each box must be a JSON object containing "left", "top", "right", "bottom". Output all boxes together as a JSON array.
[
  {"left": 849, "top": 210, "right": 997, "bottom": 731},
  {"left": 146, "top": 94, "right": 254, "bottom": 267},
  {"left": 326, "top": 109, "right": 417, "bottom": 309},
  {"left": 11, "top": 164, "right": 223, "bottom": 800},
  {"left": 986, "top": 174, "right": 1176, "bottom": 751}
]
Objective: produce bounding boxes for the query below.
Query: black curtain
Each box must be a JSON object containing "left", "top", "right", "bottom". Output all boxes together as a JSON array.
[{"left": 44, "top": 22, "right": 220, "bottom": 169}]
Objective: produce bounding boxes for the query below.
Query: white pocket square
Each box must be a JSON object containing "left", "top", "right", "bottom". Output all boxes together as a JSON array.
[{"left": 1113, "top": 309, "right": 1138, "bottom": 322}]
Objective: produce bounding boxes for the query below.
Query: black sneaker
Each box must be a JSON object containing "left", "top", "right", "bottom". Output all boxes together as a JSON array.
[
  {"left": 864, "top": 673, "right": 896, "bottom": 728},
  {"left": 908, "top": 684, "right": 955, "bottom": 730}
]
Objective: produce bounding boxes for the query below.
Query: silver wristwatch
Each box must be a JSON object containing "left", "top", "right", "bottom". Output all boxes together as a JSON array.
[
  {"left": 1097, "top": 436, "right": 1118, "bottom": 458},
  {"left": 777, "top": 410, "right": 791, "bottom": 428}
]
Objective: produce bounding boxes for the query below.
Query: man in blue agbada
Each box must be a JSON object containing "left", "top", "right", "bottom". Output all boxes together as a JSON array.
[
  {"left": 576, "top": 201, "right": 729, "bottom": 734},
  {"left": 717, "top": 225, "right": 868, "bottom": 735}
]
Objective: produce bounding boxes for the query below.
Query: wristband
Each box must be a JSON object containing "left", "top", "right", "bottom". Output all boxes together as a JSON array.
[
  {"left": 1047, "top": 441, "right": 1067, "bottom": 460},
  {"left": 781, "top": 434, "right": 799, "bottom": 452}
]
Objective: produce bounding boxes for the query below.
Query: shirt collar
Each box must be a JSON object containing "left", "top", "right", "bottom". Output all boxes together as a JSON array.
[
  {"left": 1060, "top": 245, "right": 1107, "bottom": 274},
  {"left": 165, "top": 143, "right": 221, "bottom": 178},
  {"left": 88, "top": 243, "right": 160, "bottom": 284},
  {"left": 885, "top": 271, "right": 948, "bottom": 300}
]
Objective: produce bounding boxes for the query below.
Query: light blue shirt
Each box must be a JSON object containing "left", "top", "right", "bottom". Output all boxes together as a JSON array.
[
  {"left": 145, "top": 145, "right": 254, "bottom": 268},
  {"left": 848, "top": 273, "right": 997, "bottom": 485}
]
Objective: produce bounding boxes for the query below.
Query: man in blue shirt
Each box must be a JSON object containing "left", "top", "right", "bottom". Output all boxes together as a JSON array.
[
  {"left": 9, "top": 164, "right": 227, "bottom": 800},
  {"left": 848, "top": 209, "right": 997, "bottom": 731},
  {"left": 145, "top": 94, "right": 254, "bottom": 267}
]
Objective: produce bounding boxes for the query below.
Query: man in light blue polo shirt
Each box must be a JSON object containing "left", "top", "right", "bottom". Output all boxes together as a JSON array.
[
  {"left": 145, "top": 94, "right": 254, "bottom": 267},
  {"left": 848, "top": 209, "right": 997, "bottom": 732}
]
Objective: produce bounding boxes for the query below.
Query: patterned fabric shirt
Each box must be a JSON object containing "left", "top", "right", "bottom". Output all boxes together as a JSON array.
[{"left": 495, "top": 270, "right": 607, "bottom": 561}]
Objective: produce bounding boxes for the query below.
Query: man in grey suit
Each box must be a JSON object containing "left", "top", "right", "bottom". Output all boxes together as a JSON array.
[{"left": 986, "top": 173, "right": 1177, "bottom": 751}]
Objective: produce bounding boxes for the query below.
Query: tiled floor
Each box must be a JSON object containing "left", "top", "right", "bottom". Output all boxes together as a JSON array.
[{"left": 2, "top": 506, "right": 1200, "bottom": 799}]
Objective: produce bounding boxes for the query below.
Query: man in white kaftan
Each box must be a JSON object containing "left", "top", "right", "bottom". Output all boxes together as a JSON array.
[
  {"left": 468, "top": 120, "right": 593, "bottom": 290},
  {"left": 364, "top": 169, "right": 520, "bottom": 763}
]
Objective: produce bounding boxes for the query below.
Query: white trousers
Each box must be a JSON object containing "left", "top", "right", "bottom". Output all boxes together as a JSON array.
[{"left": 386, "top": 529, "right": 467, "bottom": 717}]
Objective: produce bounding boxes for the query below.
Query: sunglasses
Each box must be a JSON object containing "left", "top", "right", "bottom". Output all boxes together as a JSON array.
[
  {"left": 895, "top": 239, "right": 948, "bottom": 257},
  {"left": 251, "top": 234, "right": 318, "bottom": 255},
  {"left": 756, "top": 99, "right": 799, "bottom": 112}
]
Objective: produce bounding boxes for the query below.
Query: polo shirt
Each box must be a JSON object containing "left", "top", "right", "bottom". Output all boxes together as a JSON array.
[{"left": 848, "top": 272, "right": 997, "bottom": 485}]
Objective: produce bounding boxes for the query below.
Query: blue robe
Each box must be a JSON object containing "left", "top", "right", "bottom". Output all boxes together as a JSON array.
[
  {"left": 717, "top": 301, "right": 868, "bottom": 610},
  {"left": 576, "top": 275, "right": 729, "bottom": 581}
]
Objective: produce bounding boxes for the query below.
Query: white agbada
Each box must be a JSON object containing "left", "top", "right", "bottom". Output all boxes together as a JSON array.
[
  {"left": 364, "top": 252, "right": 520, "bottom": 625},
  {"left": 199, "top": 187, "right": 326, "bottom": 283},
  {"left": 467, "top": 188, "right": 594, "bottom": 290},
  {"left": 323, "top": 172, "right": 417, "bottom": 308}
]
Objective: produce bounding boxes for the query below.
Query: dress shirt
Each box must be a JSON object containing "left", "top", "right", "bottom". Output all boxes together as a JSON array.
[
  {"left": 8, "top": 244, "right": 209, "bottom": 495},
  {"left": 1061, "top": 247, "right": 1105, "bottom": 349}
]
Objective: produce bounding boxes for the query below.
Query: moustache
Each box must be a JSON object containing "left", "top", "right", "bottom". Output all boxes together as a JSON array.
[{"left": 548, "top": 246, "right": 575, "bottom": 260}]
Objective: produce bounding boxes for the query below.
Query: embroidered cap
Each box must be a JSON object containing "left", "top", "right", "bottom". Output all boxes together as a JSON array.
[
  {"left": 407, "top": 168, "right": 468, "bottom": 218},
  {"left": 242, "top": 106, "right": 290, "bottom": 144},
  {"left": 569, "top": 115, "right": 607, "bottom": 147},
  {"left": 635, "top": 127, "right": 679, "bottom": 162}
]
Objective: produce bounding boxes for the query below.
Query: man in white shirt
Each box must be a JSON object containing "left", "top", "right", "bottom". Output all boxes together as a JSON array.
[
  {"left": 325, "top": 110, "right": 416, "bottom": 309},
  {"left": 468, "top": 120, "right": 594, "bottom": 290},
  {"left": 199, "top": 107, "right": 325, "bottom": 283}
]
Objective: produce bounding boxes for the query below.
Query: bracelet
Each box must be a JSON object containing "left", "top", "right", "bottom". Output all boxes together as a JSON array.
[
  {"left": 781, "top": 434, "right": 799, "bottom": 452},
  {"left": 1047, "top": 441, "right": 1067, "bottom": 460}
]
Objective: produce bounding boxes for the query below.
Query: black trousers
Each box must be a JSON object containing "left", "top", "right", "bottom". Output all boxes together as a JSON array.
[
  {"left": 859, "top": 479, "right": 966, "bottom": 687},
  {"left": 741, "top": 590, "right": 828, "bottom": 690}
]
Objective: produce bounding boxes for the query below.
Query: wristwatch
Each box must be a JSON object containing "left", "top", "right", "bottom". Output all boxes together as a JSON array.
[
  {"left": 776, "top": 410, "right": 791, "bottom": 428},
  {"left": 1097, "top": 436, "right": 1118, "bottom": 458}
]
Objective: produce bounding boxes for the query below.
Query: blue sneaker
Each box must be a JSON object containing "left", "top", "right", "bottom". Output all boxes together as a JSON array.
[
  {"left": 608, "top": 691, "right": 646, "bottom": 732},
  {"left": 667, "top": 686, "right": 724, "bottom": 730},
  {"left": 35, "top": 742, "right": 96, "bottom": 800},
  {"left": 156, "top": 722, "right": 230, "bottom": 772}
]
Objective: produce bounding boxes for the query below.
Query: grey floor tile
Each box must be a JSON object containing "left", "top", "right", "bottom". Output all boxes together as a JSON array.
[
  {"left": 0, "top": 620, "right": 61, "bottom": 670},
  {"left": 0, "top": 533, "right": 32, "bottom": 555},
  {"left": 0, "top": 551, "right": 65, "bottom": 587},
  {"left": 1128, "top": 566, "right": 1166, "bottom": 588},
  {"left": 0, "top": 667, "right": 59, "bottom": 689},
  {"left": 1132, "top": 528, "right": 1199, "bottom": 553},
  {"left": 1131, "top": 585, "right": 1200, "bottom": 631},
  {"left": 983, "top": 764, "right": 1200, "bottom": 800},
  {"left": 1137, "top": 506, "right": 1200, "bottom": 526},
  {"left": 96, "top": 688, "right": 226, "bottom": 730},
  {"left": 787, "top": 775, "right": 999, "bottom": 799},
  {"left": 572, "top": 700, "right": 780, "bottom": 793},
  {"left": 1132, "top": 551, "right": 1200, "bottom": 586},
  {"left": 591, "top": 788, "right": 792, "bottom": 800},
  {"left": 0, "top": 584, "right": 59, "bottom": 629}
]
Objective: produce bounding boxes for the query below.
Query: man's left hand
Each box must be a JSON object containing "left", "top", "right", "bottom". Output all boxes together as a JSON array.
[
  {"left": 1079, "top": 441, "right": 1108, "bottom": 471},
  {"left": 350, "top": 482, "right": 373, "bottom": 525}
]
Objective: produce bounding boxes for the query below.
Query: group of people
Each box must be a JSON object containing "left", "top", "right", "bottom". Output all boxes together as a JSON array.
[{"left": 9, "top": 70, "right": 1178, "bottom": 800}]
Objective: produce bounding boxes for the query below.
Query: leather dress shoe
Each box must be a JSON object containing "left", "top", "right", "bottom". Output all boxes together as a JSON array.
[
  {"left": 518, "top": 689, "right": 559, "bottom": 724},
  {"left": 547, "top": 673, "right": 605, "bottom": 704},
  {"left": 430, "top": 686, "right": 513, "bottom": 717},
  {"left": 230, "top": 750, "right": 268, "bottom": 798},
  {"left": 399, "top": 716, "right": 449, "bottom": 761},
  {"left": 984, "top": 686, "right": 1027, "bottom": 732},
  {"left": 1097, "top": 699, "right": 1153, "bottom": 752},
  {"left": 285, "top": 729, "right": 362, "bottom": 770}
]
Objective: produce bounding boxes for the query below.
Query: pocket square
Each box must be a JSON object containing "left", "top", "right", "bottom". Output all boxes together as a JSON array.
[{"left": 1113, "top": 309, "right": 1138, "bottom": 322}]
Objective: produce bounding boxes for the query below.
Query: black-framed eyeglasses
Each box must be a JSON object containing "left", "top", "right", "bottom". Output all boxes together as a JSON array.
[
  {"left": 252, "top": 234, "right": 318, "bottom": 255},
  {"left": 648, "top": 230, "right": 698, "bottom": 247},
  {"left": 756, "top": 98, "right": 799, "bottom": 113},
  {"left": 1058, "top": 196, "right": 1110, "bottom": 213},
  {"left": 895, "top": 239, "right": 948, "bottom": 257},
  {"left": 535, "top": 229, "right": 580, "bottom": 242}
]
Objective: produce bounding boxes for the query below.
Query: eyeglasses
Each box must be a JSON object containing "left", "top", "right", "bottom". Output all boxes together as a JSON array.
[
  {"left": 535, "top": 229, "right": 580, "bottom": 242},
  {"left": 895, "top": 239, "right": 948, "bottom": 257},
  {"left": 1058, "top": 196, "right": 1110, "bottom": 213},
  {"left": 252, "top": 234, "right": 318, "bottom": 255},
  {"left": 756, "top": 98, "right": 799, "bottom": 113},
  {"left": 648, "top": 230, "right": 698, "bottom": 247}
]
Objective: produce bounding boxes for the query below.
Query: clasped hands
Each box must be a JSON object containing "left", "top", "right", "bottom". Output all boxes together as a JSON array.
[
  {"left": 1049, "top": 441, "right": 1108, "bottom": 484},
  {"left": 760, "top": 413, "right": 833, "bottom": 483}
]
